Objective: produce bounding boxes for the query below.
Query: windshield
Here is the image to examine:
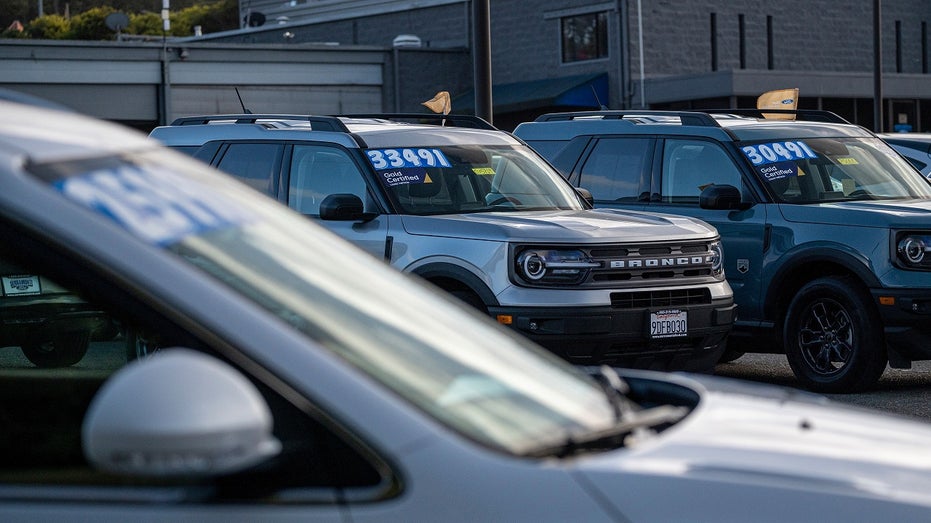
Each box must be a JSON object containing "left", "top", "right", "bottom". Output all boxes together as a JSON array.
[
  {"left": 50, "top": 149, "right": 615, "bottom": 455},
  {"left": 365, "top": 145, "right": 585, "bottom": 214},
  {"left": 738, "top": 137, "right": 931, "bottom": 203}
]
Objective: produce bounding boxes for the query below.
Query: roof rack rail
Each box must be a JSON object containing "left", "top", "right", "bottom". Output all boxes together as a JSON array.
[
  {"left": 339, "top": 113, "right": 497, "bottom": 130},
  {"left": 699, "top": 108, "right": 851, "bottom": 124},
  {"left": 169, "top": 114, "right": 350, "bottom": 133},
  {"left": 534, "top": 110, "right": 722, "bottom": 128}
]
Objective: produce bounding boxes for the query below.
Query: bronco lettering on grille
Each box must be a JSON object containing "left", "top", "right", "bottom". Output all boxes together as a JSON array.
[{"left": 608, "top": 256, "right": 712, "bottom": 269}]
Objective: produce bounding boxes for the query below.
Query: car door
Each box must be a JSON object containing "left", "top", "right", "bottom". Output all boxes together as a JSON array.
[
  {"left": 649, "top": 138, "right": 768, "bottom": 322},
  {"left": 573, "top": 136, "right": 768, "bottom": 323},
  {"left": 284, "top": 143, "right": 390, "bottom": 260}
]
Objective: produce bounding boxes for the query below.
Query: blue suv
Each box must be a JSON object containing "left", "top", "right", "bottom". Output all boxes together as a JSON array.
[{"left": 515, "top": 109, "right": 931, "bottom": 393}]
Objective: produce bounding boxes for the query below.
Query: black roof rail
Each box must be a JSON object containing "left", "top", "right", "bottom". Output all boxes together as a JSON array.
[
  {"left": 699, "top": 108, "right": 852, "bottom": 124},
  {"left": 534, "top": 110, "right": 722, "bottom": 127},
  {"left": 169, "top": 114, "right": 350, "bottom": 133},
  {"left": 338, "top": 113, "right": 497, "bottom": 130}
]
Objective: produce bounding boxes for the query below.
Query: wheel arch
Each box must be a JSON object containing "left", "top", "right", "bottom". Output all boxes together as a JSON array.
[
  {"left": 764, "top": 246, "right": 880, "bottom": 327},
  {"left": 410, "top": 262, "right": 499, "bottom": 308}
]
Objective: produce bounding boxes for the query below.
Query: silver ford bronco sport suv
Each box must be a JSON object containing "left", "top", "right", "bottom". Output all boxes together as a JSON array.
[{"left": 150, "top": 113, "right": 734, "bottom": 371}]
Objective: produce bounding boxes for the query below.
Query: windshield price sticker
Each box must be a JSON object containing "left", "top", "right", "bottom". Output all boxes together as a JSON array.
[
  {"left": 377, "top": 167, "right": 431, "bottom": 187},
  {"left": 650, "top": 309, "right": 688, "bottom": 338},
  {"left": 367, "top": 148, "right": 452, "bottom": 169},
  {"left": 742, "top": 141, "right": 818, "bottom": 166},
  {"left": 56, "top": 165, "right": 255, "bottom": 246},
  {"left": 758, "top": 161, "right": 799, "bottom": 182}
]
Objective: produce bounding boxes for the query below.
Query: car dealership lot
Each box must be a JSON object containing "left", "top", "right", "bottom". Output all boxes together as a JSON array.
[{"left": 11, "top": 99, "right": 931, "bottom": 520}]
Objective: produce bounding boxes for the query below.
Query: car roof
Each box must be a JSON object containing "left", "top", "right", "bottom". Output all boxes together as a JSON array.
[
  {"left": 878, "top": 133, "right": 931, "bottom": 153},
  {"left": 150, "top": 113, "right": 522, "bottom": 149},
  {"left": 514, "top": 109, "right": 875, "bottom": 142},
  {"left": 0, "top": 100, "right": 155, "bottom": 162}
]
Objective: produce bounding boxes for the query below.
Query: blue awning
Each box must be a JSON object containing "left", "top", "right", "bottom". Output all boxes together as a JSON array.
[{"left": 452, "top": 73, "right": 609, "bottom": 113}]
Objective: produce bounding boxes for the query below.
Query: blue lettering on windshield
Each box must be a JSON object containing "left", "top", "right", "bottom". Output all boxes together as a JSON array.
[
  {"left": 54, "top": 165, "right": 254, "bottom": 246},
  {"left": 742, "top": 141, "right": 817, "bottom": 166}
]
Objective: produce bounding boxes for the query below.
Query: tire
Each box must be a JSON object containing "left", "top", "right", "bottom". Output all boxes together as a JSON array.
[
  {"left": 783, "top": 276, "right": 886, "bottom": 393},
  {"left": 450, "top": 289, "right": 488, "bottom": 314},
  {"left": 21, "top": 330, "right": 90, "bottom": 368}
]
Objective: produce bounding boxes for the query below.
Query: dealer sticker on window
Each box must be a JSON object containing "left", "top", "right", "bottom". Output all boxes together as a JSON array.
[
  {"left": 742, "top": 141, "right": 818, "bottom": 166},
  {"left": 1, "top": 275, "right": 41, "bottom": 296},
  {"left": 650, "top": 309, "right": 688, "bottom": 338}
]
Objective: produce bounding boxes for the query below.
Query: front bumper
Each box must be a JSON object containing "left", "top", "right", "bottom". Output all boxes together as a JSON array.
[
  {"left": 489, "top": 297, "right": 736, "bottom": 372},
  {"left": 872, "top": 288, "right": 931, "bottom": 363}
]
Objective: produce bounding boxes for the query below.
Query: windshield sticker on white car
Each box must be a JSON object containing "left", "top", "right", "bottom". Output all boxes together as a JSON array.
[
  {"left": 742, "top": 141, "right": 818, "bottom": 166},
  {"left": 376, "top": 167, "right": 433, "bottom": 187},
  {"left": 55, "top": 165, "right": 254, "bottom": 246},
  {"left": 472, "top": 167, "right": 495, "bottom": 175},
  {"left": 757, "top": 161, "right": 801, "bottom": 182},
  {"left": 366, "top": 148, "right": 452, "bottom": 169}
]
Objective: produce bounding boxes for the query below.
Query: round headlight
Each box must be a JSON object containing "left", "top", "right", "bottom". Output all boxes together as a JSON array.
[
  {"left": 710, "top": 241, "right": 724, "bottom": 274},
  {"left": 519, "top": 252, "right": 547, "bottom": 280},
  {"left": 898, "top": 237, "right": 926, "bottom": 264}
]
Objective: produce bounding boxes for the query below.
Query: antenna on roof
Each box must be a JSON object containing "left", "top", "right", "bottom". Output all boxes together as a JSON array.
[
  {"left": 591, "top": 85, "right": 608, "bottom": 110},
  {"left": 235, "top": 87, "right": 252, "bottom": 114}
]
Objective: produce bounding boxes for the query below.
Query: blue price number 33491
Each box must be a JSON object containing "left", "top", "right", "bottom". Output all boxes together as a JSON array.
[{"left": 367, "top": 148, "right": 452, "bottom": 169}]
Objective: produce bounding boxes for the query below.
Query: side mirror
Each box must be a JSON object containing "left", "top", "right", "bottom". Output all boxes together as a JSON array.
[
  {"left": 700, "top": 184, "right": 751, "bottom": 210},
  {"left": 575, "top": 187, "right": 594, "bottom": 206},
  {"left": 82, "top": 349, "right": 281, "bottom": 477},
  {"left": 319, "top": 193, "right": 375, "bottom": 221}
]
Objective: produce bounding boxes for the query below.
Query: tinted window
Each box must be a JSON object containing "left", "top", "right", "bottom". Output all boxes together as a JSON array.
[
  {"left": 662, "top": 140, "right": 743, "bottom": 204},
  {"left": 216, "top": 142, "right": 282, "bottom": 194},
  {"left": 288, "top": 145, "right": 368, "bottom": 215},
  {"left": 579, "top": 138, "right": 651, "bottom": 202}
]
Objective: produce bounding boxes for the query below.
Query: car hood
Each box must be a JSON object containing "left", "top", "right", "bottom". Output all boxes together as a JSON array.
[
  {"left": 576, "top": 373, "right": 931, "bottom": 518},
  {"left": 400, "top": 209, "right": 717, "bottom": 243},
  {"left": 778, "top": 198, "right": 931, "bottom": 228}
]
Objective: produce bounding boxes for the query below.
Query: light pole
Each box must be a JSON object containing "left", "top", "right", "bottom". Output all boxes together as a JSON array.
[
  {"left": 472, "top": 0, "right": 493, "bottom": 124},
  {"left": 874, "top": 0, "right": 883, "bottom": 132}
]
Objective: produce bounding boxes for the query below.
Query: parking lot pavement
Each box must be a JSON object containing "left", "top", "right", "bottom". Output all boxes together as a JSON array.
[{"left": 716, "top": 353, "right": 931, "bottom": 422}]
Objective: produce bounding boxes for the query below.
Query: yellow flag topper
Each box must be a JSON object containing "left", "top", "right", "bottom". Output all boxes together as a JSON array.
[
  {"left": 422, "top": 91, "right": 451, "bottom": 115},
  {"left": 757, "top": 88, "right": 799, "bottom": 120}
]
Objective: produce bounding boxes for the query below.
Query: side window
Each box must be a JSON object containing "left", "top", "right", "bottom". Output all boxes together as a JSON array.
[
  {"left": 288, "top": 145, "right": 369, "bottom": 215},
  {"left": 578, "top": 137, "right": 651, "bottom": 202},
  {"left": 215, "top": 142, "right": 282, "bottom": 195},
  {"left": 661, "top": 140, "right": 743, "bottom": 204},
  {"left": 0, "top": 246, "right": 384, "bottom": 500}
]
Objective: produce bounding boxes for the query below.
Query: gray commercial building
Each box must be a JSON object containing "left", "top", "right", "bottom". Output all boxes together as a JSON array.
[{"left": 2, "top": 0, "right": 929, "bottom": 131}]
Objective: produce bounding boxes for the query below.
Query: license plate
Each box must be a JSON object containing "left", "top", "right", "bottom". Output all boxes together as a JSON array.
[
  {"left": 650, "top": 309, "right": 687, "bottom": 338},
  {"left": 2, "top": 275, "right": 41, "bottom": 296}
]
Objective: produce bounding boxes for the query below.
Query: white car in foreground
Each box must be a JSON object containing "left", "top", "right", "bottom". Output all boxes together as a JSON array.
[{"left": 1, "top": 100, "right": 931, "bottom": 521}]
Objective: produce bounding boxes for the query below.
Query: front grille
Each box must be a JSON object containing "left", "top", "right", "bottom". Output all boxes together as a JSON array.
[
  {"left": 610, "top": 287, "right": 712, "bottom": 309},
  {"left": 512, "top": 239, "right": 720, "bottom": 288}
]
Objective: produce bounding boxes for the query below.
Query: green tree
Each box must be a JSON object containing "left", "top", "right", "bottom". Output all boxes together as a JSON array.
[
  {"left": 26, "top": 14, "right": 71, "bottom": 39},
  {"left": 128, "top": 12, "right": 163, "bottom": 36},
  {"left": 67, "top": 6, "right": 118, "bottom": 40}
]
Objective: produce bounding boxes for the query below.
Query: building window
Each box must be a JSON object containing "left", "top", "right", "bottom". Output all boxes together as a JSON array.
[{"left": 561, "top": 12, "right": 608, "bottom": 63}]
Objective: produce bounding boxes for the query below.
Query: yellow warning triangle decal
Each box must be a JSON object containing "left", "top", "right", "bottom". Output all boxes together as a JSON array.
[{"left": 424, "top": 174, "right": 433, "bottom": 183}]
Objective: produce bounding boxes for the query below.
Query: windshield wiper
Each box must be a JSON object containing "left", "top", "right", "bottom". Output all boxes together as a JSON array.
[{"left": 525, "top": 366, "right": 689, "bottom": 458}]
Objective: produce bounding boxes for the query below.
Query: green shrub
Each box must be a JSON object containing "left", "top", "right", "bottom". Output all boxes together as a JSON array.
[{"left": 25, "top": 14, "right": 70, "bottom": 39}]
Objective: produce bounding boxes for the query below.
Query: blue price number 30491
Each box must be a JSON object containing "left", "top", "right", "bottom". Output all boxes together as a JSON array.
[{"left": 742, "top": 141, "right": 817, "bottom": 166}]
